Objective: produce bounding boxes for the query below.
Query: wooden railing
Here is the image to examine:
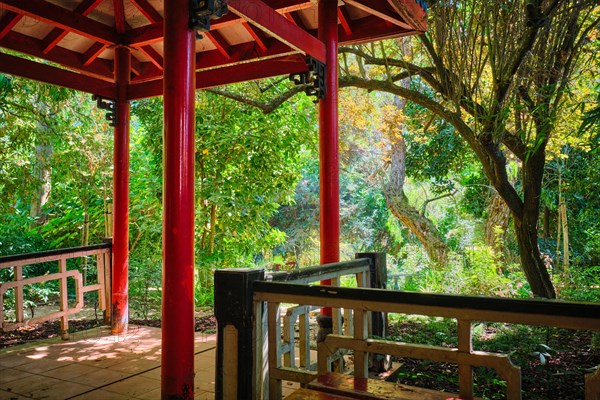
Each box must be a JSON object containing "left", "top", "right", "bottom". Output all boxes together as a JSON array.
[
  {"left": 214, "top": 253, "right": 600, "bottom": 399},
  {"left": 254, "top": 281, "right": 600, "bottom": 400},
  {"left": 0, "top": 243, "right": 111, "bottom": 339},
  {"left": 267, "top": 256, "right": 374, "bottom": 370},
  {"left": 214, "top": 253, "right": 386, "bottom": 400}
]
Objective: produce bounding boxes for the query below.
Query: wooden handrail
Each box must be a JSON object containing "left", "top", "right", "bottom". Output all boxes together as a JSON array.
[
  {"left": 255, "top": 282, "right": 600, "bottom": 400},
  {"left": 254, "top": 282, "right": 600, "bottom": 330},
  {"left": 267, "top": 258, "right": 371, "bottom": 283},
  {"left": 0, "top": 242, "right": 111, "bottom": 267}
]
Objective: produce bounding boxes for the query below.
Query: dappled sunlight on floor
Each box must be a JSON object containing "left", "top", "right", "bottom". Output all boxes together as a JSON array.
[{"left": 0, "top": 325, "right": 217, "bottom": 399}]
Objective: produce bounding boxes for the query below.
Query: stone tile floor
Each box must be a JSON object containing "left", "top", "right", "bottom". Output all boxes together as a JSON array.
[
  {"left": 0, "top": 324, "right": 302, "bottom": 399},
  {"left": 0, "top": 325, "right": 219, "bottom": 399}
]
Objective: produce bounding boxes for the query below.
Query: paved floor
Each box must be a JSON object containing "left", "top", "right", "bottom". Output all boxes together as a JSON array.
[{"left": 0, "top": 325, "right": 218, "bottom": 400}]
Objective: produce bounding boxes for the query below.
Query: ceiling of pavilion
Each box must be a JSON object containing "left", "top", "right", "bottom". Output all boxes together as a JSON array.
[{"left": 0, "top": 0, "right": 427, "bottom": 100}]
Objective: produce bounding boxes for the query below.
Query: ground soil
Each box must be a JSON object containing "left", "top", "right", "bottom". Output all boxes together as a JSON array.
[{"left": 387, "top": 322, "right": 600, "bottom": 400}]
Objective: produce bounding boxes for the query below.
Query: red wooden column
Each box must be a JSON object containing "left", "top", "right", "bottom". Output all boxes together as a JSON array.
[
  {"left": 111, "top": 45, "right": 130, "bottom": 334},
  {"left": 318, "top": 0, "right": 339, "bottom": 267},
  {"left": 318, "top": 0, "right": 339, "bottom": 318},
  {"left": 162, "top": 0, "right": 196, "bottom": 398}
]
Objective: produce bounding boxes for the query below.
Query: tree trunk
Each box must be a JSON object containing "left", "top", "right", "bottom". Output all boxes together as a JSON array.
[
  {"left": 386, "top": 190, "right": 450, "bottom": 267},
  {"left": 560, "top": 200, "right": 569, "bottom": 273},
  {"left": 30, "top": 140, "right": 52, "bottom": 225},
  {"left": 384, "top": 126, "right": 449, "bottom": 267},
  {"left": 484, "top": 190, "right": 511, "bottom": 249},
  {"left": 542, "top": 206, "right": 550, "bottom": 238},
  {"left": 514, "top": 218, "right": 556, "bottom": 298},
  {"left": 484, "top": 190, "right": 511, "bottom": 271}
]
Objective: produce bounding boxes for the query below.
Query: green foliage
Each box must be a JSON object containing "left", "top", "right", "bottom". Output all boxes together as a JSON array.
[
  {"left": 134, "top": 86, "right": 317, "bottom": 273},
  {"left": 0, "top": 204, "right": 48, "bottom": 256},
  {"left": 556, "top": 265, "right": 600, "bottom": 303},
  {"left": 390, "top": 242, "right": 528, "bottom": 298},
  {"left": 129, "top": 250, "right": 162, "bottom": 320}
]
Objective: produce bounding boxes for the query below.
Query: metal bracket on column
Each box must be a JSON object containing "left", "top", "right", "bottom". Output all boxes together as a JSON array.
[
  {"left": 92, "top": 95, "right": 117, "bottom": 127},
  {"left": 190, "top": 0, "right": 228, "bottom": 39},
  {"left": 289, "top": 56, "right": 326, "bottom": 103}
]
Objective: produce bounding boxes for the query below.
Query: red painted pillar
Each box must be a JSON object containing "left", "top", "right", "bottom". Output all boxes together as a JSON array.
[
  {"left": 162, "top": 0, "right": 196, "bottom": 398},
  {"left": 319, "top": 0, "right": 339, "bottom": 317},
  {"left": 111, "top": 45, "right": 130, "bottom": 334}
]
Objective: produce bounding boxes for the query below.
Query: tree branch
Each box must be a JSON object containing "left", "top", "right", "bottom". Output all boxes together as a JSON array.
[{"left": 204, "top": 85, "right": 308, "bottom": 114}]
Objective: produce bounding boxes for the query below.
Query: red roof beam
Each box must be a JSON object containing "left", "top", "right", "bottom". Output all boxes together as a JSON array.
[
  {"left": 0, "top": 30, "right": 114, "bottom": 81},
  {"left": 129, "top": 0, "right": 163, "bottom": 23},
  {"left": 344, "top": 0, "right": 412, "bottom": 30},
  {"left": 0, "top": 52, "right": 115, "bottom": 98},
  {"left": 387, "top": 0, "right": 427, "bottom": 31},
  {"left": 125, "top": 0, "right": 314, "bottom": 47},
  {"left": 113, "top": 0, "right": 127, "bottom": 34},
  {"left": 0, "top": 11, "right": 22, "bottom": 40},
  {"left": 42, "top": 0, "right": 104, "bottom": 54},
  {"left": 129, "top": 55, "right": 308, "bottom": 100},
  {"left": 225, "top": 0, "right": 325, "bottom": 63},
  {"left": 0, "top": 0, "right": 119, "bottom": 45},
  {"left": 133, "top": 40, "right": 296, "bottom": 83},
  {"left": 339, "top": 14, "right": 418, "bottom": 45}
]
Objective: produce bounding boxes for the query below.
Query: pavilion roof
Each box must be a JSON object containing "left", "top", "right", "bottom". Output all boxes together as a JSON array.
[{"left": 0, "top": 0, "right": 427, "bottom": 100}]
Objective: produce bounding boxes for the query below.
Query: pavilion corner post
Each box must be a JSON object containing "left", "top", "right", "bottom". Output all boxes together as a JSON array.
[
  {"left": 162, "top": 0, "right": 196, "bottom": 398},
  {"left": 317, "top": 0, "right": 340, "bottom": 336},
  {"left": 111, "top": 45, "right": 131, "bottom": 335},
  {"left": 214, "top": 269, "right": 265, "bottom": 400}
]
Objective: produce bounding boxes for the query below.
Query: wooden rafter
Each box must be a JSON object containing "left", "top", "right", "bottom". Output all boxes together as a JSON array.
[
  {"left": 339, "top": 14, "right": 420, "bottom": 45},
  {"left": 242, "top": 22, "right": 268, "bottom": 52},
  {"left": 344, "top": 0, "right": 412, "bottom": 30},
  {"left": 125, "top": 0, "right": 314, "bottom": 47},
  {"left": 0, "top": 0, "right": 427, "bottom": 97},
  {"left": 129, "top": 55, "right": 308, "bottom": 99},
  {"left": 204, "top": 31, "right": 232, "bottom": 60},
  {"left": 133, "top": 40, "right": 297, "bottom": 83},
  {"left": 387, "top": 0, "right": 427, "bottom": 32},
  {"left": 82, "top": 42, "right": 108, "bottom": 66},
  {"left": 284, "top": 11, "right": 306, "bottom": 30},
  {"left": 0, "top": 11, "right": 22, "bottom": 41},
  {"left": 0, "top": 0, "right": 118, "bottom": 45},
  {"left": 137, "top": 45, "right": 164, "bottom": 70},
  {"left": 129, "top": 0, "right": 163, "bottom": 23},
  {"left": 113, "top": 0, "right": 127, "bottom": 34},
  {"left": 226, "top": 0, "right": 325, "bottom": 62},
  {"left": 41, "top": 0, "right": 104, "bottom": 54},
  {"left": 0, "top": 52, "right": 115, "bottom": 97},
  {"left": 337, "top": 7, "right": 353, "bottom": 36},
  {"left": 0, "top": 30, "right": 113, "bottom": 81}
]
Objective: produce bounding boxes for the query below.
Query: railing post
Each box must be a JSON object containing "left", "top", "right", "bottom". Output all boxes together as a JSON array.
[
  {"left": 356, "top": 252, "right": 387, "bottom": 335},
  {"left": 58, "top": 258, "right": 69, "bottom": 339},
  {"left": 214, "top": 268, "right": 264, "bottom": 400},
  {"left": 356, "top": 252, "right": 388, "bottom": 372},
  {"left": 14, "top": 265, "right": 24, "bottom": 325},
  {"left": 102, "top": 238, "right": 112, "bottom": 325},
  {"left": 458, "top": 319, "right": 474, "bottom": 398}
]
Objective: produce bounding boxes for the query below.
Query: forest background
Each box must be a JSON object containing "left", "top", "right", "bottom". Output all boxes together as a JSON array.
[{"left": 1, "top": 0, "right": 599, "bottom": 319}]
